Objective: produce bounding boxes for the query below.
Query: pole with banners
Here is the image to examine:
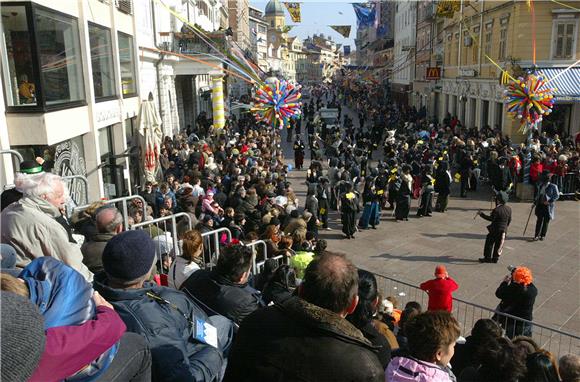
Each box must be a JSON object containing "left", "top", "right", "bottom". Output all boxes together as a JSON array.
[{"left": 210, "top": 71, "right": 226, "bottom": 134}]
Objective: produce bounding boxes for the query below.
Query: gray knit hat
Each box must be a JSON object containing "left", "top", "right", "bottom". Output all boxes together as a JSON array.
[{"left": 0, "top": 292, "right": 46, "bottom": 381}]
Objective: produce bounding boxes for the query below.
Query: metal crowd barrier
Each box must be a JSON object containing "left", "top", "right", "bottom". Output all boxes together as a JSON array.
[
  {"left": 73, "top": 195, "right": 147, "bottom": 228},
  {"left": 61, "top": 175, "right": 89, "bottom": 206},
  {"left": 369, "top": 271, "right": 579, "bottom": 358},
  {"left": 0, "top": 149, "right": 24, "bottom": 170},
  {"left": 244, "top": 240, "right": 268, "bottom": 274},
  {"left": 201, "top": 227, "right": 232, "bottom": 270},
  {"left": 554, "top": 171, "right": 578, "bottom": 197},
  {"left": 254, "top": 253, "right": 287, "bottom": 275},
  {"left": 130, "top": 212, "right": 194, "bottom": 274}
]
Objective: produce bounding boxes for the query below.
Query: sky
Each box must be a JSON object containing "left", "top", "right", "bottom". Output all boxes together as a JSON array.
[{"left": 250, "top": 0, "right": 358, "bottom": 48}]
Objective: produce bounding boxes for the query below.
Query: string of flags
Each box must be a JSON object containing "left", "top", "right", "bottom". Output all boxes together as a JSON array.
[
  {"left": 283, "top": 2, "right": 301, "bottom": 23},
  {"left": 330, "top": 25, "right": 351, "bottom": 39}
]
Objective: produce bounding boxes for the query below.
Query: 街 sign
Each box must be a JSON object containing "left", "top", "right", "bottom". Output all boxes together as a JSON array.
[
  {"left": 284, "top": 2, "right": 301, "bottom": 23},
  {"left": 330, "top": 25, "right": 352, "bottom": 38}
]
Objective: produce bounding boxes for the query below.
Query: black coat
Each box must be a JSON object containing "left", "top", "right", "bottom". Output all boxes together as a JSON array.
[
  {"left": 223, "top": 297, "right": 385, "bottom": 382},
  {"left": 94, "top": 274, "right": 229, "bottom": 382},
  {"left": 180, "top": 269, "right": 263, "bottom": 325},
  {"left": 480, "top": 204, "right": 512, "bottom": 234},
  {"left": 359, "top": 321, "right": 392, "bottom": 368},
  {"left": 495, "top": 281, "right": 538, "bottom": 321}
]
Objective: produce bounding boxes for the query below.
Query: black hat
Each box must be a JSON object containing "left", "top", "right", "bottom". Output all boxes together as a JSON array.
[
  {"left": 19, "top": 160, "right": 43, "bottom": 175},
  {"left": 540, "top": 170, "right": 553, "bottom": 182},
  {"left": 102, "top": 230, "right": 155, "bottom": 281},
  {"left": 1, "top": 292, "right": 46, "bottom": 381}
]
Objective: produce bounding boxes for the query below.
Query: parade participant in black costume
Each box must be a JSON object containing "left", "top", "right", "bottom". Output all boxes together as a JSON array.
[
  {"left": 434, "top": 161, "right": 452, "bottom": 213},
  {"left": 317, "top": 177, "right": 331, "bottom": 230},
  {"left": 293, "top": 138, "right": 305, "bottom": 170},
  {"left": 492, "top": 157, "right": 513, "bottom": 193},
  {"left": 340, "top": 182, "right": 359, "bottom": 239},
  {"left": 395, "top": 165, "right": 413, "bottom": 221},
  {"left": 417, "top": 168, "right": 434, "bottom": 217},
  {"left": 477, "top": 191, "right": 511, "bottom": 263},
  {"left": 459, "top": 150, "right": 474, "bottom": 198}
]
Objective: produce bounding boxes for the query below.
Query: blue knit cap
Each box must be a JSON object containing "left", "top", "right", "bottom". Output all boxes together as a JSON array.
[{"left": 102, "top": 230, "right": 155, "bottom": 281}]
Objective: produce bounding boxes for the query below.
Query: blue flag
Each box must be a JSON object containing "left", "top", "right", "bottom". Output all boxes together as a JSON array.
[{"left": 352, "top": 3, "right": 376, "bottom": 27}]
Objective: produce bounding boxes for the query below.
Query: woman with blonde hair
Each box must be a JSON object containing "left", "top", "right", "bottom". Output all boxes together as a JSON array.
[{"left": 168, "top": 229, "right": 204, "bottom": 289}]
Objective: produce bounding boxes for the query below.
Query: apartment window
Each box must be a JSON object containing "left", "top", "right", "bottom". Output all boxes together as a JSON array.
[
  {"left": 1, "top": 5, "right": 37, "bottom": 106},
  {"left": 553, "top": 21, "right": 576, "bottom": 59},
  {"left": 118, "top": 32, "right": 137, "bottom": 97},
  {"left": 498, "top": 27, "right": 508, "bottom": 60},
  {"left": 1, "top": 4, "right": 85, "bottom": 109},
  {"left": 89, "top": 23, "right": 116, "bottom": 100},
  {"left": 35, "top": 8, "right": 85, "bottom": 105},
  {"left": 484, "top": 29, "right": 492, "bottom": 57}
]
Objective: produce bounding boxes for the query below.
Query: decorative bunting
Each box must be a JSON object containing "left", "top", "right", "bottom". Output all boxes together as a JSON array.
[
  {"left": 330, "top": 25, "right": 351, "bottom": 38},
  {"left": 284, "top": 2, "right": 301, "bottom": 23},
  {"left": 352, "top": 3, "right": 376, "bottom": 27},
  {"left": 281, "top": 25, "right": 294, "bottom": 33},
  {"left": 436, "top": 0, "right": 461, "bottom": 18}
]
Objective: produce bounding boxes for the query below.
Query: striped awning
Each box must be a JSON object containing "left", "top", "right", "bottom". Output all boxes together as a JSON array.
[{"left": 540, "top": 67, "right": 580, "bottom": 102}]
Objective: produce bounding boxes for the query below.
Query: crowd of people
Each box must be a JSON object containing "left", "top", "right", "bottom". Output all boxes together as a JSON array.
[{"left": 0, "top": 81, "right": 579, "bottom": 381}]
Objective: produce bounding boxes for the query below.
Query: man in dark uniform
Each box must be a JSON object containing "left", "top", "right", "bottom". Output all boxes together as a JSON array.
[
  {"left": 492, "top": 157, "right": 513, "bottom": 193},
  {"left": 477, "top": 191, "right": 512, "bottom": 263}
]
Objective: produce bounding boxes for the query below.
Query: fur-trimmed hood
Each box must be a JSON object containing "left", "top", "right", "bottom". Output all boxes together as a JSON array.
[{"left": 278, "top": 297, "right": 374, "bottom": 347}]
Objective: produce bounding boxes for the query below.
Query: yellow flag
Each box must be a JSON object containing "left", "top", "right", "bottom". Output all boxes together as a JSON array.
[{"left": 284, "top": 2, "right": 301, "bottom": 23}]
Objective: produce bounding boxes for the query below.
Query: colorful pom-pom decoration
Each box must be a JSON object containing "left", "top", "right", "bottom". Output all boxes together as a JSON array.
[
  {"left": 503, "top": 71, "right": 556, "bottom": 133},
  {"left": 251, "top": 79, "right": 302, "bottom": 129}
]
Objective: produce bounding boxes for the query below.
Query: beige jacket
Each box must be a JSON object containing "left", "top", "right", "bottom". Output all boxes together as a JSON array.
[{"left": 1, "top": 195, "right": 93, "bottom": 281}]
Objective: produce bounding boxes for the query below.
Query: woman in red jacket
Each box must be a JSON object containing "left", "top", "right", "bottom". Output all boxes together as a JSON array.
[
  {"left": 529, "top": 156, "right": 543, "bottom": 185},
  {"left": 419, "top": 265, "right": 459, "bottom": 312}
]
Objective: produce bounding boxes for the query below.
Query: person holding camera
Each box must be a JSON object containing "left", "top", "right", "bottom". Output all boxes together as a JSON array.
[
  {"left": 494, "top": 266, "right": 537, "bottom": 338},
  {"left": 477, "top": 190, "right": 511, "bottom": 263}
]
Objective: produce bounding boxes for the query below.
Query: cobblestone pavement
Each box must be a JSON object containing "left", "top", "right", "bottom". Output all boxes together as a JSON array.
[{"left": 281, "top": 118, "right": 579, "bottom": 336}]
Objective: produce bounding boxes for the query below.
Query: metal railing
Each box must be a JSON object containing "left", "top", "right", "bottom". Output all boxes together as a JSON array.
[
  {"left": 369, "top": 271, "right": 579, "bottom": 357},
  {"left": 554, "top": 171, "right": 578, "bottom": 197},
  {"left": 201, "top": 227, "right": 232, "bottom": 270},
  {"left": 0, "top": 149, "right": 23, "bottom": 170},
  {"left": 254, "top": 253, "right": 287, "bottom": 275},
  {"left": 61, "top": 175, "right": 89, "bottom": 206},
  {"left": 73, "top": 195, "right": 147, "bottom": 228},
  {"left": 130, "top": 212, "right": 194, "bottom": 273},
  {"left": 245, "top": 240, "right": 269, "bottom": 274}
]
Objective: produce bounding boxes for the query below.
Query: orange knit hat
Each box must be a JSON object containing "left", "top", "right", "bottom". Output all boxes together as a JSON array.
[{"left": 513, "top": 267, "right": 533, "bottom": 286}]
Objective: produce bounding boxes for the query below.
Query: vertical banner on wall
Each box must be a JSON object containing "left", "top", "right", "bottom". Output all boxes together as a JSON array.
[{"left": 210, "top": 71, "right": 226, "bottom": 132}]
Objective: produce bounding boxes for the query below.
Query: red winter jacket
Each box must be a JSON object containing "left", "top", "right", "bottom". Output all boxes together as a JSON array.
[
  {"left": 530, "top": 163, "right": 543, "bottom": 182},
  {"left": 420, "top": 277, "right": 459, "bottom": 312}
]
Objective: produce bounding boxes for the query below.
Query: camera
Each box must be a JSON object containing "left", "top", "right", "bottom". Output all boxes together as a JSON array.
[{"left": 507, "top": 265, "right": 517, "bottom": 273}]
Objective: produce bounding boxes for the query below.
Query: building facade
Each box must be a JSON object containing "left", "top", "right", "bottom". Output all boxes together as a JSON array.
[
  {"left": 1, "top": 0, "right": 141, "bottom": 202},
  {"left": 435, "top": 0, "right": 580, "bottom": 140},
  {"left": 249, "top": 6, "right": 268, "bottom": 71},
  {"left": 392, "top": 0, "right": 416, "bottom": 104}
]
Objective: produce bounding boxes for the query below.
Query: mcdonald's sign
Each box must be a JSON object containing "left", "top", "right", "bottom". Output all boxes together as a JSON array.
[{"left": 426, "top": 67, "right": 441, "bottom": 80}]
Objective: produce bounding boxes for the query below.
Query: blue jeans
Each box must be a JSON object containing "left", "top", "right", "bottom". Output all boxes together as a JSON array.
[{"left": 358, "top": 202, "right": 380, "bottom": 228}]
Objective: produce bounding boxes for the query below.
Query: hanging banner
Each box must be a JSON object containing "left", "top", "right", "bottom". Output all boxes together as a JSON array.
[
  {"left": 284, "top": 2, "right": 301, "bottom": 23},
  {"left": 352, "top": 3, "right": 376, "bottom": 27},
  {"left": 330, "top": 25, "right": 352, "bottom": 38},
  {"left": 344, "top": 45, "right": 351, "bottom": 55}
]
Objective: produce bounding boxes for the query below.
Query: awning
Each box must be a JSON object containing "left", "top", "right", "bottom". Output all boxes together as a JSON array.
[{"left": 540, "top": 67, "right": 580, "bottom": 102}]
